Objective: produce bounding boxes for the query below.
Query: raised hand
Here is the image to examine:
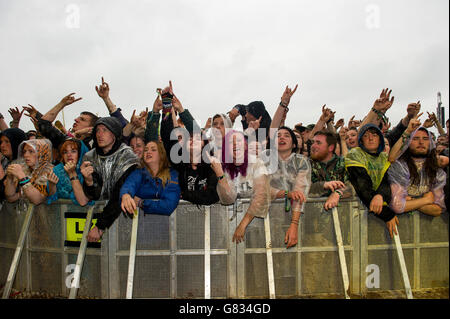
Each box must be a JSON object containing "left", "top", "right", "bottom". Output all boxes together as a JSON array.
[
  {"left": 423, "top": 112, "right": 437, "bottom": 128},
  {"left": 60, "top": 93, "right": 82, "bottom": 107},
  {"left": 23, "top": 104, "right": 40, "bottom": 121},
  {"left": 406, "top": 112, "right": 423, "bottom": 134},
  {"left": 373, "top": 88, "right": 394, "bottom": 112},
  {"left": 339, "top": 126, "right": 348, "bottom": 139},
  {"left": 381, "top": 121, "right": 391, "bottom": 133},
  {"left": 406, "top": 101, "right": 421, "bottom": 119},
  {"left": 172, "top": 94, "right": 184, "bottom": 113},
  {"left": 95, "top": 77, "right": 110, "bottom": 100},
  {"left": 8, "top": 107, "right": 24, "bottom": 123},
  {"left": 204, "top": 117, "right": 212, "bottom": 130},
  {"left": 152, "top": 94, "right": 163, "bottom": 113},
  {"left": 348, "top": 115, "right": 361, "bottom": 128},
  {"left": 335, "top": 118, "right": 344, "bottom": 130},
  {"left": 206, "top": 153, "right": 224, "bottom": 177},
  {"left": 227, "top": 108, "right": 240, "bottom": 123},
  {"left": 248, "top": 116, "right": 262, "bottom": 130},
  {"left": 319, "top": 105, "right": 330, "bottom": 122},
  {"left": 280, "top": 84, "right": 298, "bottom": 106}
]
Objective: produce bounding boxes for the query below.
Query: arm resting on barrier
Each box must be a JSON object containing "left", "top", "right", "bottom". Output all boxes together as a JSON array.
[
  {"left": 181, "top": 167, "right": 220, "bottom": 206},
  {"left": 95, "top": 166, "right": 137, "bottom": 230},
  {"left": 216, "top": 174, "right": 237, "bottom": 205},
  {"left": 347, "top": 166, "right": 395, "bottom": 222},
  {"left": 246, "top": 173, "right": 271, "bottom": 218},
  {"left": 418, "top": 204, "right": 442, "bottom": 217},
  {"left": 141, "top": 178, "right": 181, "bottom": 216}
]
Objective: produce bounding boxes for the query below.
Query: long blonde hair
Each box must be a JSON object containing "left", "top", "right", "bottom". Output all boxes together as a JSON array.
[{"left": 141, "top": 141, "right": 171, "bottom": 187}]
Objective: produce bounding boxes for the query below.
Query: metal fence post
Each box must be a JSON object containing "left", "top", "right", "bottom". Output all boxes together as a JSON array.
[
  {"left": 126, "top": 208, "right": 139, "bottom": 299},
  {"left": 264, "top": 214, "right": 276, "bottom": 299},
  {"left": 204, "top": 206, "right": 211, "bottom": 299},
  {"left": 2, "top": 203, "right": 34, "bottom": 299},
  {"left": 68, "top": 206, "right": 95, "bottom": 299},
  {"left": 393, "top": 231, "right": 414, "bottom": 299},
  {"left": 332, "top": 207, "right": 350, "bottom": 299}
]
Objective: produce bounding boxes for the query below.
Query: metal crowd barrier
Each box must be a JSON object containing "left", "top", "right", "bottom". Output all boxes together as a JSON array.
[{"left": 0, "top": 197, "right": 448, "bottom": 299}]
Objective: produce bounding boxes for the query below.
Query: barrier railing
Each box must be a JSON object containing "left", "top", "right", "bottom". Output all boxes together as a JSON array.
[{"left": 0, "top": 197, "right": 448, "bottom": 299}]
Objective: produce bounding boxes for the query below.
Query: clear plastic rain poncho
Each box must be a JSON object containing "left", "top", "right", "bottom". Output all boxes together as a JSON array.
[
  {"left": 388, "top": 126, "right": 447, "bottom": 213},
  {"left": 262, "top": 149, "right": 311, "bottom": 212},
  {"left": 216, "top": 130, "right": 271, "bottom": 218}
]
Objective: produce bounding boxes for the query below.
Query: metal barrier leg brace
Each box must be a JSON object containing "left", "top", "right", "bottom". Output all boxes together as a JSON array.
[
  {"left": 68, "top": 206, "right": 95, "bottom": 299},
  {"left": 331, "top": 207, "right": 350, "bottom": 299},
  {"left": 204, "top": 206, "right": 211, "bottom": 299},
  {"left": 2, "top": 204, "right": 35, "bottom": 299},
  {"left": 264, "top": 215, "right": 276, "bottom": 299},
  {"left": 393, "top": 230, "right": 414, "bottom": 299},
  {"left": 126, "top": 209, "right": 139, "bottom": 299}
]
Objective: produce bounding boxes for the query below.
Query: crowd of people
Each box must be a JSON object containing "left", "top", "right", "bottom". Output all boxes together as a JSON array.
[{"left": 1, "top": 78, "right": 448, "bottom": 248}]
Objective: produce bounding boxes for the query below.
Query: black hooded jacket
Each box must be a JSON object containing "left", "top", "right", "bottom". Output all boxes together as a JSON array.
[{"left": 82, "top": 117, "right": 139, "bottom": 230}]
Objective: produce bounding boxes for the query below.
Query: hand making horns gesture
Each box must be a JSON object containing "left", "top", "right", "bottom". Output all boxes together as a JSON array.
[{"left": 280, "top": 84, "right": 298, "bottom": 107}]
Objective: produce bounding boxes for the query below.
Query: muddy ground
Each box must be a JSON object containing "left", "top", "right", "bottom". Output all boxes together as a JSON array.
[{"left": 2, "top": 287, "right": 448, "bottom": 299}]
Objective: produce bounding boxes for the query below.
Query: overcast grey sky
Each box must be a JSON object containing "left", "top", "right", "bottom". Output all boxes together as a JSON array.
[{"left": 1, "top": 0, "right": 448, "bottom": 134}]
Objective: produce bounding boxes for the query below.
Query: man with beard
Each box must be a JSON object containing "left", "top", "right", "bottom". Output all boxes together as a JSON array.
[
  {"left": 388, "top": 125, "right": 446, "bottom": 217},
  {"left": 309, "top": 131, "right": 353, "bottom": 210},
  {"left": 345, "top": 124, "right": 399, "bottom": 238}
]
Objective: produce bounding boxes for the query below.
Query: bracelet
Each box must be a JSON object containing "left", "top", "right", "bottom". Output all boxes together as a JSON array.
[
  {"left": 291, "top": 220, "right": 299, "bottom": 225},
  {"left": 18, "top": 177, "right": 30, "bottom": 185},
  {"left": 217, "top": 174, "right": 225, "bottom": 181},
  {"left": 279, "top": 101, "right": 288, "bottom": 108},
  {"left": 401, "top": 132, "right": 410, "bottom": 143},
  {"left": 335, "top": 190, "right": 343, "bottom": 198},
  {"left": 371, "top": 107, "right": 388, "bottom": 123},
  {"left": 70, "top": 176, "right": 78, "bottom": 181}
]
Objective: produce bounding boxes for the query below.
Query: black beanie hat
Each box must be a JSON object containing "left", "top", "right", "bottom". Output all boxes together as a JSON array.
[{"left": 0, "top": 128, "right": 27, "bottom": 160}]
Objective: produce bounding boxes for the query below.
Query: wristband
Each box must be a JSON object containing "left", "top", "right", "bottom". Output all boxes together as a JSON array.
[
  {"left": 70, "top": 176, "right": 79, "bottom": 181},
  {"left": 279, "top": 101, "right": 288, "bottom": 108},
  {"left": 335, "top": 190, "right": 343, "bottom": 198},
  {"left": 19, "top": 177, "right": 31, "bottom": 186},
  {"left": 217, "top": 174, "right": 225, "bottom": 181}
]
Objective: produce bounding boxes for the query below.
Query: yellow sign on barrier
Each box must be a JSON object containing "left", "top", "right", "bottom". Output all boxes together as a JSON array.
[{"left": 64, "top": 212, "right": 101, "bottom": 248}]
